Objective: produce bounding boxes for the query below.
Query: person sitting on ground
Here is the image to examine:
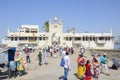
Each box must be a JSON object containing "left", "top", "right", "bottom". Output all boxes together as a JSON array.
[
  {"left": 16, "top": 58, "right": 27, "bottom": 76},
  {"left": 111, "top": 58, "right": 120, "bottom": 70}
]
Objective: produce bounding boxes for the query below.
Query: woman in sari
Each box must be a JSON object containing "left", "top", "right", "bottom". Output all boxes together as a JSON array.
[
  {"left": 77, "top": 54, "right": 86, "bottom": 79},
  {"left": 85, "top": 60, "right": 92, "bottom": 80},
  {"left": 16, "top": 58, "right": 27, "bottom": 76},
  {"left": 92, "top": 53, "right": 100, "bottom": 79}
]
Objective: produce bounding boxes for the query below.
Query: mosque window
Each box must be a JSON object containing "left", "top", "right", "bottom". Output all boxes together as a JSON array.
[
  {"left": 79, "top": 37, "right": 81, "bottom": 41},
  {"left": 108, "top": 37, "right": 110, "bottom": 41},
  {"left": 66, "top": 37, "right": 68, "bottom": 41},
  {"left": 78, "top": 37, "right": 80, "bottom": 40},
  {"left": 11, "top": 37, "right": 13, "bottom": 41},
  {"left": 25, "top": 37, "right": 27, "bottom": 40},
  {"left": 105, "top": 37, "right": 107, "bottom": 41},
  {"left": 93, "top": 37, "right": 96, "bottom": 41},
  {"left": 70, "top": 37, "right": 72, "bottom": 41},
  {"left": 83, "top": 37, "right": 85, "bottom": 41},
  {"left": 19, "top": 37, "right": 25, "bottom": 40},
  {"left": 18, "top": 37, "right": 27, "bottom": 41},
  {"left": 26, "top": 31, "right": 30, "bottom": 33},
  {"left": 39, "top": 37, "right": 42, "bottom": 40},
  {"left": 90, "top": 37, "right": 92, "bottom": 41},
  {"left": 99, "top": 37, "right": 104, "bottom": 40},
  {"left": 75, "top": 37, "right": 81, "bottom": 41},
  {"left": 43, "top": 37, "right": 45, "bottom": 40},
  {"left": 15, "top": 37, "right": 17, "bottom": 41},
  {"left": 31, "top": 31, "right": 37, "bottom": 33}
]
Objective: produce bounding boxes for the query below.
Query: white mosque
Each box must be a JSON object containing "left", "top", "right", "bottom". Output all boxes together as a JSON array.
[{"left": 2, "top": 17, "right": 114, "bottom": 50}]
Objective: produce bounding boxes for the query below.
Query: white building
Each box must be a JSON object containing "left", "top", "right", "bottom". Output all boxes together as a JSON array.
[{"left": 2, "top": 17, "right": 114, "bottom": 50}]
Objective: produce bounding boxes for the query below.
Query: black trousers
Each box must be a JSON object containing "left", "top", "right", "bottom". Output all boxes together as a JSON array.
[
  {"left": 26, "top": 56, "right": 31, "bottom": 63},
  {"left": 39, "top": 58, "right": 42, "bottom": 65}
]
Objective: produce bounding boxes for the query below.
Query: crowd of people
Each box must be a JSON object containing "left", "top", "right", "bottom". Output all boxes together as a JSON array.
[
  {"left": 8, "top": 44, "right": 112, "bottom": 80},
  {"left": 76, "top": 48, "right": 110, "bottom": 80},
  {"left": 9, "top": 44, "right": 74, "bottom": 78},
  {"left": 59, "top": 46, "right": 110, "bottom": 80}
]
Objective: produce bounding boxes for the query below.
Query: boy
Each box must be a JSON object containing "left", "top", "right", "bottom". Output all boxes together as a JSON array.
[{"left": 38, "top": 52, "right": 42, "bottom": 66}]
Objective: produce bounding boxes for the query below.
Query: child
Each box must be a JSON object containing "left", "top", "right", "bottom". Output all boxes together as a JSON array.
[
  {"left": 38, "top": 52, "right": 42, "bottom": 66},
  {"left": 85, "top": 60, "right": 92, "bottom": 80}
]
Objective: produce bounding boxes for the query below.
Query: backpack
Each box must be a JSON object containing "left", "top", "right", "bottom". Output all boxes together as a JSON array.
[{"left": 60, "top": 58, "right": 65, "bottom": 67}]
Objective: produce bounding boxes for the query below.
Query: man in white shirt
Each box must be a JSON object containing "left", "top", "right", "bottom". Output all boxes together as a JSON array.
[
  {"left": 62, "top": 48, "right": 66, "bottom": 58},
  {"left": 63, "top": 51, "right": 71, "bottom": 80}
]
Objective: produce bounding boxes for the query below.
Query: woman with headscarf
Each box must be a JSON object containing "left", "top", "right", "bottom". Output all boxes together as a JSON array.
[
  {"left": 85, "top": 60, "right": 92, "bottom": 80},
  {"left": 92, "top": 53, "right": 100, "bottom": 78},
  {"left": 77, "top": 54, "right": 86, "bottom": 79},
  {"left": 16, "top": 58, "right": 27, "bottom": 76}
]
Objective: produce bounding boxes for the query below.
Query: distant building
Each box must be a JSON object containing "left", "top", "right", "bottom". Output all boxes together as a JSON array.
[{"left": 2, "top": 17, "right": 114, "bottom": 50}]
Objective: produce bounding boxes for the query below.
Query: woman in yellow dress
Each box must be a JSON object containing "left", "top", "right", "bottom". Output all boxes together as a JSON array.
[{"left": 77, "top": 54, "right": 86, "bottom": 79}]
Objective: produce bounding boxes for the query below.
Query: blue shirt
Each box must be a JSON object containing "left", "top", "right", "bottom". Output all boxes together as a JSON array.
[{"left": 100, "top": 56, "right": 107, "bottom": 64}]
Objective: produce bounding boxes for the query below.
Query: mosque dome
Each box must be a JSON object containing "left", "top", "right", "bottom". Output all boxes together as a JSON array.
[{"left": 54, "top": 17, "right": 58, "bottom": 22}]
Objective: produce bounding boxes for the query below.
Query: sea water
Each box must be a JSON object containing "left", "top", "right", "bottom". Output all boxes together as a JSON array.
[{"left": 114, "top": 44, "right": 120, "bottom": 50}]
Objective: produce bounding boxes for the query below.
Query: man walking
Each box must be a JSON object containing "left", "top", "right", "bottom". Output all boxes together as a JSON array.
[
  {"left": 25, "top": 47, "right": 30, "bottom": 63},
  {"left": 63, "top": 51, "right": 71, "bottom": 80},
  {"left": 100, "top": 53, "right": 110, "bottom": 75},
  {"left": 43, "top": 47, "right": 48, "bottom": 65}
]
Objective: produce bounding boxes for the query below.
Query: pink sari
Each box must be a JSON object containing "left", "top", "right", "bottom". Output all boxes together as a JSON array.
[{"left": 93, "top": 57, "right": 100, "bottom": 78}]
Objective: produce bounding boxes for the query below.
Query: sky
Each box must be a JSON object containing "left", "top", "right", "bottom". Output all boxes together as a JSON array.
[{"left": 0, "top": 0, "right": 120, "bottom": 44}]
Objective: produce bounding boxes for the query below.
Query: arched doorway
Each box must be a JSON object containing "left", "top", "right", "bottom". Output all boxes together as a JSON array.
[{"left": 52, "top": 33, "right": 60, "bottom": 46}]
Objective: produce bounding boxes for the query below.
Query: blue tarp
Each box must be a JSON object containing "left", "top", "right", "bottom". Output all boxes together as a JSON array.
[{"left": 8, "top": 48, "right": 16, "bottom": 62}]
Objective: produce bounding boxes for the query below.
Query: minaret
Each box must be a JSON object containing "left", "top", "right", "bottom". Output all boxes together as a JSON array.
[
  {"left": 109, "top": 28, "right": 112, "bottom": 35},
  {"left": 8, "top": 27, "right": 10, "bottom": 34},
  {"left": 59, "top": 19, "right": 63, "bottom": 26}
]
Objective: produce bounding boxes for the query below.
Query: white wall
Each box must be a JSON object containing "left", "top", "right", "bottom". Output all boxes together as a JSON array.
[{"left": 65, "top": 41, "right": 72, "bottom": 47}]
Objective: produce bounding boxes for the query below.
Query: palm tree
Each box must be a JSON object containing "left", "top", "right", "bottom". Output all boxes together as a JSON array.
[{"left": 43, "top": 21, "right": 49, "bottom": 32}]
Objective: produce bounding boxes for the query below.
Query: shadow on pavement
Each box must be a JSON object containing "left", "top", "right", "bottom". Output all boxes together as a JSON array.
[
  {"left": 74, "top": 73, "right": 78, "bottom": 78},
  {"left": 59, "top": 75, "right": 64, "bottom": 80}
]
